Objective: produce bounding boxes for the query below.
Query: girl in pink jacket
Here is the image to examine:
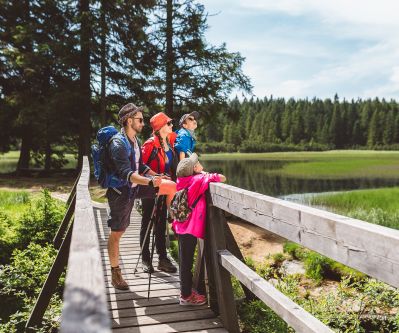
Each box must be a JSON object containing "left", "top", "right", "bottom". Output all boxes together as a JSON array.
[{"left": 172, "top": 153, "right": 226, "bottom": 306}]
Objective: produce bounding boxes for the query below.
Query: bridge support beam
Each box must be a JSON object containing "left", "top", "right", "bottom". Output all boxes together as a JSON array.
[{"left": 205, "top": 192, "right": 240, "bottom": 333}]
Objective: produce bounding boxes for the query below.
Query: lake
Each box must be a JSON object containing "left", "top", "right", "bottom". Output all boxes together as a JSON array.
[{"left": 202, "top": 159, "right": 399, "bottom": 198}]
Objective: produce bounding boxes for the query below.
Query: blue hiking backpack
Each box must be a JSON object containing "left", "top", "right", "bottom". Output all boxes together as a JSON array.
[{"left": 91, "top": 126, "right": 130, "bottom": 189}]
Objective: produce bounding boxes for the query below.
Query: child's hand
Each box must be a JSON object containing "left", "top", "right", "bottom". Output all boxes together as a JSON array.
[{"left": 219, "top": 174, "right": 226, "bottom": 182}]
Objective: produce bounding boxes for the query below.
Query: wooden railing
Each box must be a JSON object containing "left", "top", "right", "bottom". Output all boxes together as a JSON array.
[
  {"left": 25, "top": 157, "right": 110, "bottom": 333},
  {"left": 202, "top": 182, "right": 399, "bottom": 333}
]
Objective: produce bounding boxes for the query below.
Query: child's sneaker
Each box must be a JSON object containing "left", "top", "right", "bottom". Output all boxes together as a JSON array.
[{"left": 179, "top": 292, "right": 207, "bottom": 306}]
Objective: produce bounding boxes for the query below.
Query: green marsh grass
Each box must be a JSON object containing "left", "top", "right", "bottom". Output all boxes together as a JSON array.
[
  {"left": 311, "top": 187, "right": 399, "bottom": 229},
  {"left": 202, "top": 150, "right": 399, "bottom": 179}
]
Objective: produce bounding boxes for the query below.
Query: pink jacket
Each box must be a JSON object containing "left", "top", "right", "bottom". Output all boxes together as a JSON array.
[{"left": 172, "top": 173, "right": 221, "bottom": 239}]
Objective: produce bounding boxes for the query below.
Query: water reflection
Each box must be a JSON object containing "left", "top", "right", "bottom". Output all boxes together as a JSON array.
[{"left": 202, "top": 159, "right": 399, "bottom": 197}]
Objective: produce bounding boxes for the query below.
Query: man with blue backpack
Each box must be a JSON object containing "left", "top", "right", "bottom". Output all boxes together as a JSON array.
[{"left": 93, "top": 103, "right": 162, "bottom": 290}]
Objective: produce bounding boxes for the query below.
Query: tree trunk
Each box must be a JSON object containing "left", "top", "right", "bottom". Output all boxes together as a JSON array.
[
  {"left": 17, "top": 132, "right": 31, "bottom": 172},
  {"left": 78, "top": 0, "right": 92, "bottom": 169},
  {"left": 44, "top": 140, "right": 52, "bottom": 172},
  {"left": 165, "top": 0, "right": 174, "bottom": 118},
  {"left": 100, "top": 0, "right": 107, "bottom": 126}
]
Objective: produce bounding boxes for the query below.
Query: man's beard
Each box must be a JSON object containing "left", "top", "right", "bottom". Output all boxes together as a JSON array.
[{"left": 131, "top": 123, "right": 142, "bottom": 133}]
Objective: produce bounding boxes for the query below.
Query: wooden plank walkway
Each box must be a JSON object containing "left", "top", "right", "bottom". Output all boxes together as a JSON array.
[{"left": 93, "top": 204, "right": 228, "bottom": 333}]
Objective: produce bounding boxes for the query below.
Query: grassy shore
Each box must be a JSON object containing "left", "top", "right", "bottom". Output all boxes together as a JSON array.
[
  {"left": 201, "top": 150, "right": 399, "bottom": 179},
  {"left": 0, "top": 151, "right": 77, "bottom": 173},
  {"left": 311, "top": 187, "right": 399, "bottom": 229}
]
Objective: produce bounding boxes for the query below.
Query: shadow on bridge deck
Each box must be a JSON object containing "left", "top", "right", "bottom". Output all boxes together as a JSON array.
[{"left": 93, "top": 205, "right": 227, "bottom": 333}]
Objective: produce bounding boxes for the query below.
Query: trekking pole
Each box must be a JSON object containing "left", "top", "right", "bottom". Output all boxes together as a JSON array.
[
  {"left": 133, "top": 195, "right": 159, "bottom": 274},
  {"left": 147, "top": 220, "right": 157, "bottom": 300}
]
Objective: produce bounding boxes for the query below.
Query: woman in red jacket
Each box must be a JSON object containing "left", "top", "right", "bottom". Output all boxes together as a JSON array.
[{"left": 140, "top": 112, "right": 178, "bottom": 273}]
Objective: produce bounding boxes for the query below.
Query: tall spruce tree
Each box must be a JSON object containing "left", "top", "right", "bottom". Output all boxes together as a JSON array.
[{"left": 151, "top": 0, "right": 252, "bottom": 119}]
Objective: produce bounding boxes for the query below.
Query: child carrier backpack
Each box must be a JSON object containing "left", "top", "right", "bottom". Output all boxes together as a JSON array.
[
  {"left": 170, "top": 189, "right": 201, "bottom": 222},
  {"left": 91, "top": 126, "right": 119, "bottom": 188}
]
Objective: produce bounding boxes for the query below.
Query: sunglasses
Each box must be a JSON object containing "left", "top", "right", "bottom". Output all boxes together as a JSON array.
[
  {"left": 167, "top": 120, "right": 173, "bottom": 126},
  {"left": 187, "top": 117, "right": 195, "bottom": 121},
  {"left": 133, "top": 117, "right": 144, "bottom": 123}
]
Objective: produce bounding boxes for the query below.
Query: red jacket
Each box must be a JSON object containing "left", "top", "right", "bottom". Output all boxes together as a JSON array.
[{"left": 142, "top": 133, "right": 177, "bottom": 176}]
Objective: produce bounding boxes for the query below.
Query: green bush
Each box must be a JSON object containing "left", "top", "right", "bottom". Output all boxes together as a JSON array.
[
  {"left": 169, "top": 240, "right": 179, "bottom": 261},
  {"left": 0, "top": 243, "right": 58, "bottom": 299},
  {"left": 304, "top": 252, "right": 333, "bottom": 282},
  {"left": 283, "top": 242, "right": 308, "bottom": 260},
  {"left": 0, "top": 243, "right": 62, "bottom": 332},
  {"left": 16, "top": 190, "right": 65, "bottom": 248},
  {"left": 0, "top": 190, "right": 66, "bottom": 330},
  {"left": 0, "top": 210, "right": 18, "bottom": 264},
  {"left": 237, "top": 300, "right": 292, "bottom": 333}
]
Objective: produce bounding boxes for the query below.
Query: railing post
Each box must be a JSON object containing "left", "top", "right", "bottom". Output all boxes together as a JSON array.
[
  {"left": 66, "top": 172, "right": 80, "bottom": 206},
  {"left": 53, "top": 192, "right": 76, "bottom": 249},
  {"left": 25, "top": 221, "right": 73, "bottom": 332},
  {"left": 205, "top": 192, "right": 240, "bottom": 333}
]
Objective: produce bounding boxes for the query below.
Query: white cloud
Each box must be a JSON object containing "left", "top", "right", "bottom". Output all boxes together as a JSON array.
[{"left": 202, "top": 0, "right": 399, "bottom": 99}]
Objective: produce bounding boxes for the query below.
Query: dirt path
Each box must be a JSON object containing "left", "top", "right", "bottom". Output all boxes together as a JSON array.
[{"left": 227, "top": 218, "right": 285, "bottom": 263}]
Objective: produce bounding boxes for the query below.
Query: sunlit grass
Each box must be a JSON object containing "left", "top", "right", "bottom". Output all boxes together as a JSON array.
[
  {"left": 0, "top": 190, "right": 32, "bottom": 220},
  {"left": 0, "top": 151, "right": 77, "bottom": 173},
  {"left": 311, "top": 187, "right": 399, "bottom": 229},
  {"left": 202, "top": 150, "right": 399, "bottom": 179}
]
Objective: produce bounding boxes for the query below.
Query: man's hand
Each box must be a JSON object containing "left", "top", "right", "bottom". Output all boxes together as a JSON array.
[{"left": 151, "top": 176, "right": 162, "bottom": 187}]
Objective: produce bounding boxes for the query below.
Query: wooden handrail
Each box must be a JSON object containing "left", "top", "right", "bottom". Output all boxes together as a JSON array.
[
  {"left": 209, "top": 182, "right": 399, "bottom": 288},
  {"left": 60, "top": 157, "right": 111, "bottom": 333},
  {"left": 219, "top": 250, "right": 334, "bottom": 333},
  {"left": 204, "top": 182, "right": 399, "bottom": 333}
]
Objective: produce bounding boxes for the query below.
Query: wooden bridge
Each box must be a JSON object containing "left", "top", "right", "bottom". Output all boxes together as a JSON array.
[{"left": 25, "top": 156, "right": 399, "bottom": 332}]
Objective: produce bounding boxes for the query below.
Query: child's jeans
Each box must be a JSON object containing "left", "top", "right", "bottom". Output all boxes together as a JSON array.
[{"left": 178, "top": 233, "right": 198, "bottom": 297}]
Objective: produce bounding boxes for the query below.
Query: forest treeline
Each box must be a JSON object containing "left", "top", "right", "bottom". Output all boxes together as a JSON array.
[{"left": 196, "top": 95, "right": 399, "bottom": 153}]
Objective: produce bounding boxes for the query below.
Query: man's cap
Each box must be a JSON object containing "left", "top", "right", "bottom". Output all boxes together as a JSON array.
[
  {"left": 150, "top": 112, "right": 172, "bottom": 132},
  {"left": 118, "top": 103, "right": 144, "bottom": 125},
  {"left": 176, "top": 153, "right": 199, "bottom": 177},
  {"left": 179, "top": 111, "right": 200, "bottom": 127}
]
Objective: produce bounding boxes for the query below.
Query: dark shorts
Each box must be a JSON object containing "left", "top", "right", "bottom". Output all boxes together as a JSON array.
[{"left": 106, "top": 187, "right": 135, "bottom": 232}]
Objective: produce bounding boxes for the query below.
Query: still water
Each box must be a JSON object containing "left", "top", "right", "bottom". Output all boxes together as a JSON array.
[{"left": 202, "top": 159, "right": 399, "bottom": 198}]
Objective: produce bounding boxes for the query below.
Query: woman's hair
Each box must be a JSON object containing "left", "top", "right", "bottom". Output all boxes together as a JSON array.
[{"left": 154, "top": 130, "right": 171, "bottom": 164}]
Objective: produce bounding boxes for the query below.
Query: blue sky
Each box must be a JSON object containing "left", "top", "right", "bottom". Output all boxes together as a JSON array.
[{"left": 201, "top": 0, "right": 399, "bottom": 100}]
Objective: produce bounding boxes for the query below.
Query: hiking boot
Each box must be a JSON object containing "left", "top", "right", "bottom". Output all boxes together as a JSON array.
[
  {"left": 179, "top": 292, "right": 207, "bottom": 306},
  {"left": 111, "top": 267, "right": 129, "bottom": 290},
  {"left": 158, "top": 257, "right": 177, "bottom": 273},
  {"left": 142, "top": 259, "right": 154, "bottom": 273}
]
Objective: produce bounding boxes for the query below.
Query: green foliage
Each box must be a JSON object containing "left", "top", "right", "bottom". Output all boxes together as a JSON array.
[
  {"left": 0, "top": 243, "right": 62, "bottom": 332},
  {"left": 238, "top": 257, "right": 399, "bottom": 332},
  {"left": 0, "top": 190, "right": 65, "bottom": 330},
  {"left": 169, "top": 240, "right": 179, "bottom": 261},
  {"left": 0, "top": 243, "right": 58, "bottom": 299},
  {"left": 0, "top": 294, "right": 62, "bottom": 333},
  {"left": 16, "top": 190, "right": 65, "bottom": 248},
  {"left": 271, "top": 253, "right": 285, "bottom": 266},
  {"left": 283, "top": 242, "right": 308, "bottom": 260},
  {"left": 311, "top": 187, "right": 399, "bottom": 229},
  {"left": 237, "top": 300, "right": 291, "bottom": 333},
  {"left": 304, "top": 252, "right": 333, "bottom": 282}
]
